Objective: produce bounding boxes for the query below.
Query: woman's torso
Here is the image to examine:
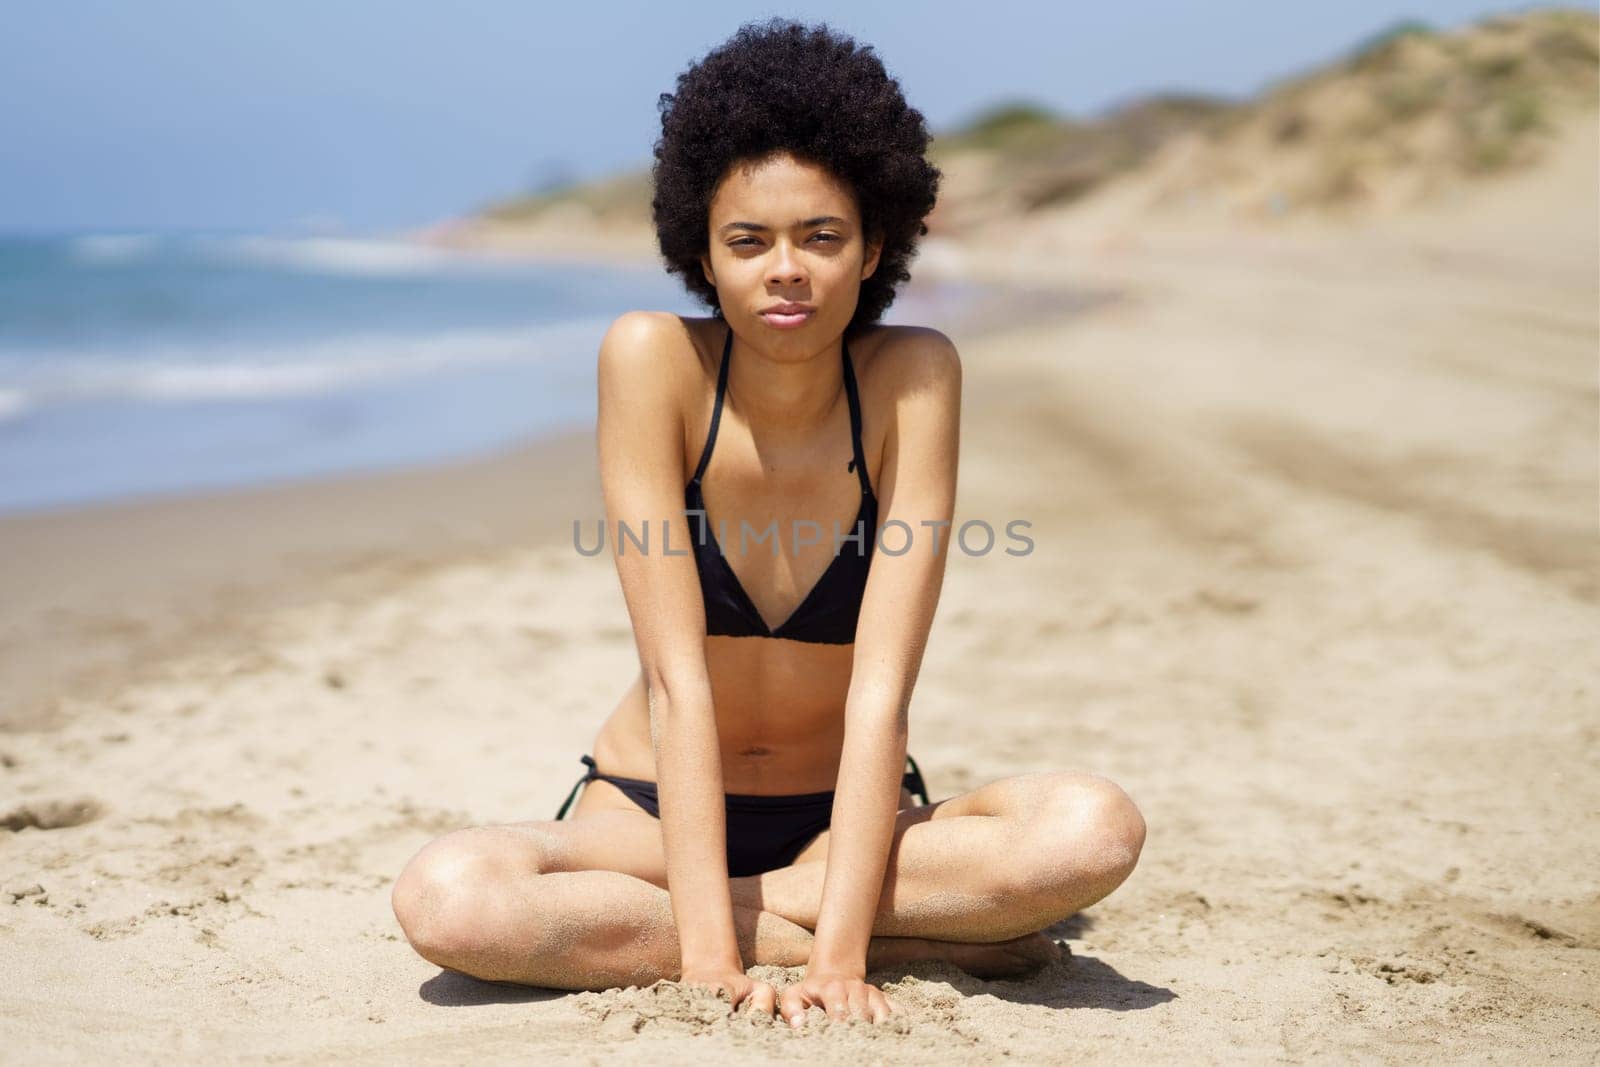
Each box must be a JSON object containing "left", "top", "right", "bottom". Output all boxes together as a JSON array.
[{"left": 592, "top": 315, "right": 897, "bottom": 794}]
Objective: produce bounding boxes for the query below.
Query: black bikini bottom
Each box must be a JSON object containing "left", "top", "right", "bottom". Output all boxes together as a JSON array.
[{"left": 554, "top": 753, "right": 932, "bottom": 878}]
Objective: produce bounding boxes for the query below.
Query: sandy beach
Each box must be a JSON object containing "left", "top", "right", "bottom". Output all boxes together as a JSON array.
[{"left": 3, "top": 98, "right": 1598, "bottom": 1065}]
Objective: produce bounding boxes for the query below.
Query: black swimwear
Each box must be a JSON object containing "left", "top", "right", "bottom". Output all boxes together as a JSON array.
[
  {"left": 562, "top": 331, "right": 901, "bottom": 876},
  {"left": 686, "top": 326, "right": 877, "bottom": 645},
  {"left": 553, "top": 753, "right": 932, "bottom": 877}
]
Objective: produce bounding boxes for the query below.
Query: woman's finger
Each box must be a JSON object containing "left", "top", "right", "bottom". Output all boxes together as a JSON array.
[
  {"left": 721, "top": 979, "right": 745, "bottom": 1013},
  {"left": 748, "top": 981, "right": 777, "bottom": 1019},
  {"left": 846, "top": 985, "right": 869, "bottom": 1022},
  {"left": 779, "top": 985, "right": 808, "bottom": 1028},
  {"left": 821, "top": 983, "right": 850, "bottom": 1020},
  {"left": 869, "top": 988, "right": 891, "bottom": 1024}
]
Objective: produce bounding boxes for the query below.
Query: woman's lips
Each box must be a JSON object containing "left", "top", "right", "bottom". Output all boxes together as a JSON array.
[{"left": 760, "top": 309, "right": 813, "bottom": 329}]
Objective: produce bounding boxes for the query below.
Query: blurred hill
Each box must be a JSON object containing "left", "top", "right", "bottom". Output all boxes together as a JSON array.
[
  {"left": 424, "top": 8, "right": 1598, "bottom": 252},
  {"left": 1031, "top": 6, "right": 1600, "bottom": 229}
]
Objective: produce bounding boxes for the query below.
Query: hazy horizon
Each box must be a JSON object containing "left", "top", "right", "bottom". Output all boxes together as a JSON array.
[{"left": 4, "top": 1, "right": 1589, "bottom": 234}]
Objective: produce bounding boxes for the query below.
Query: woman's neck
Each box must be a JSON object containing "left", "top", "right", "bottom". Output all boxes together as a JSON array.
[{"left": 726, "top": 335, "right": 847, "bottom": 439}]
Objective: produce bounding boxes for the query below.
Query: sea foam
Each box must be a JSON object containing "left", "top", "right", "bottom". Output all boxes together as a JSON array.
[{"left": 0, "top": 317, "right": 610, "bottom": 408}]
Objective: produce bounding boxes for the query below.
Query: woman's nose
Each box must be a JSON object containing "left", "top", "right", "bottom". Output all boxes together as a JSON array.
[{"left": 767, "top": 242, "right": 806, "bottom": 286}]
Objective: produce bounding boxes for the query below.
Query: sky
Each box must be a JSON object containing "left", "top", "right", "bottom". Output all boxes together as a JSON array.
[{"left": 2, "top": 1, "right": 1586, "bottom": 234}]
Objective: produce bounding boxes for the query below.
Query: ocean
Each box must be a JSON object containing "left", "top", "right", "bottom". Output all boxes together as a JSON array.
[{"left": 0, "top": 233, "right": 985, "bottom": 515}]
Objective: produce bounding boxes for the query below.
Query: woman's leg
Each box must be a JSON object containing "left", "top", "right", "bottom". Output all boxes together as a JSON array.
[
  {"left": 732, "top": 770, "right": 1147, "bottom": 943},
  {"left": 390, "top": 784, "right": 1048, "bottom": 990},
  {"left": 390, "top": 770, "right": 1141, "bottom": 990}
]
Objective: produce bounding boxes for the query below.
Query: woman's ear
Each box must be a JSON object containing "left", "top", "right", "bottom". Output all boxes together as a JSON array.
[
  {"left": 700, "top": 252, "right": 716, "bottom": 288},
  {"left": 861, "top": 233, "right": 884, "bottom": 281}
]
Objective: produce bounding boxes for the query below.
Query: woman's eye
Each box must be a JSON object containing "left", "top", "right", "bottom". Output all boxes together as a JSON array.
[{"left": 727, "top": 234, "right": 837, "bottom": 249}]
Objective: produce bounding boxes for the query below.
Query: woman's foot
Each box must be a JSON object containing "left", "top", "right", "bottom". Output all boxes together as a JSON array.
[
  {"left": 866, "top": 930, "right": 1063, "bottom": 979},
  {"left": 938, "top": 931, "right": 1063, "bottom": 978}
]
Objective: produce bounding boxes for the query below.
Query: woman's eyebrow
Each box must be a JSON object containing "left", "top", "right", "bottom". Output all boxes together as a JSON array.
[{"left": 716, "top": 215, "right": 847, "bottom": 235}]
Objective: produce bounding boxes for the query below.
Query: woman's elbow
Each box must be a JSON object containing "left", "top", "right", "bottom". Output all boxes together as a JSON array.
[{"left": 642, "top": 660, "right": 712, "bottom": 717}]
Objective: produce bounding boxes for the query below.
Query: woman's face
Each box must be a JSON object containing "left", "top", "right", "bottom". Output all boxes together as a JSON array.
[{"left": 700, "top": 151, "right": 882, "bottom": 353}]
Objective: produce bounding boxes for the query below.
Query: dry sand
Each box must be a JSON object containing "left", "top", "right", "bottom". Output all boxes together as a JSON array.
[{"left": 2, "top": 120, "right": 1597, "bottom": 1063}]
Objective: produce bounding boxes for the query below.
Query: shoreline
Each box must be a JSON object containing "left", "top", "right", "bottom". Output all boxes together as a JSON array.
[
  {"left": 0, "top": 426, "right": 601, "bottom": 731},
  {"left": 0, "top": 236, "right": 1096, "bottom": 521}
]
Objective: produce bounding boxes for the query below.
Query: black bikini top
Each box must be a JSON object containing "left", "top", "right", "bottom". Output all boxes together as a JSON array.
[{"left": 685, "top": 327, "right": 877, "bottom": 644}]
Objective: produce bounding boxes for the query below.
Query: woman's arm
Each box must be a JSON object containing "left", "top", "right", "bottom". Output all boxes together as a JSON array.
[
  {"left": 786, "top": 329, "right": 962, "bottom": 1017},
  {"left": 596, "top": 312, "right": 748, "bottom": 984}
]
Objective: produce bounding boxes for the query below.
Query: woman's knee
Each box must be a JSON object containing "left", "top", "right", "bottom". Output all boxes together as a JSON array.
[
  {"left": 1013, "top": 772, "right": 1147, "bottom": 896},
  {"left": 391, "top": 826, "right": 549, "bottom": 965}
]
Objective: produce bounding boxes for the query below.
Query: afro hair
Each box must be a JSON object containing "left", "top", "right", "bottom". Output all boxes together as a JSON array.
[{"left": 651, "top": 18, "right": 942, "bottom": 337}]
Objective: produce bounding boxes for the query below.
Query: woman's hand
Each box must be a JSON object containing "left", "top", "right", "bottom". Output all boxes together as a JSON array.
[
  {"left": 779, "top": 969, "right": 895, "bottom": 1027},
  {"left": 679, "top": 963, "right": 778, "bottom": 1019}
]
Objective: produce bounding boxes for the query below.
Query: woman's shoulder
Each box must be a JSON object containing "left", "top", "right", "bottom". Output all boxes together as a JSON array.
[
  {"left": 599, "top": 311, "right": 720, "bottom": 402},
  {"left": 853, "top": 322, "right": 962, "bottom": 397},
  {"left": 855, "top": 322, "right": 957, "bottom": 357},
  {"left": 602, "top": 310, "right": 712, "bottom": 356}
]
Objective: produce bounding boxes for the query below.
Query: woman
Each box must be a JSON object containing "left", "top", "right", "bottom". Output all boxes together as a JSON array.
[{"left": 391, "top": 19, "right": 1146, "bottom": 1028}]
